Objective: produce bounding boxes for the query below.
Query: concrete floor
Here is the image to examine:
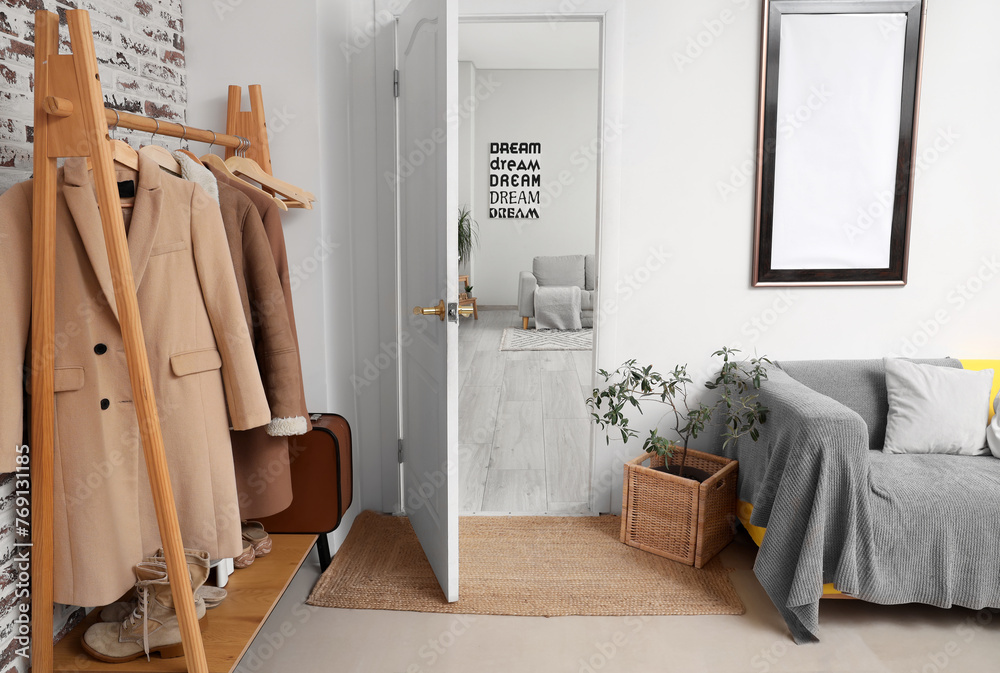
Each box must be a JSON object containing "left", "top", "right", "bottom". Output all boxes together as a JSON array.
[{"left": 234, "top": 532, "right": 1000, "bottom": 672}]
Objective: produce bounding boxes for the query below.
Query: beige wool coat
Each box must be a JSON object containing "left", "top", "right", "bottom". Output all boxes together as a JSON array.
[{"left": 0, "top": 154, "right": 271, "bottom": 607}]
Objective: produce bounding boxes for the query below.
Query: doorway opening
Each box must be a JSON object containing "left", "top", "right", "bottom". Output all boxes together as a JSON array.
[{"left": 456, "top": 18, "right": 603, "bottom": 515}]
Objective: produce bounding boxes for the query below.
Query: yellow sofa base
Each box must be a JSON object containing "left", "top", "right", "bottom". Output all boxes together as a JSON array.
[{"left": 736, "top": 500, "right": 847, "bottom": 597}]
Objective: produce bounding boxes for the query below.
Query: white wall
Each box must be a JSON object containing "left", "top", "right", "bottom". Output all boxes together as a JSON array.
[
  {"left": 458, "top": 0, "right": 1000, "bottom": 513},
  {"left": 599, "top": 0, "right": 1000, "bottom": 510},
  {"left": 185, "top": 0, "right": 366, "bottom": 548},
  {"left": 613, "top": 0, "right": 1000, "bottom": 369},
  {"left": 184, "top": 0, "right": 1000, "bottom": 532},
  {"left": 467, "top": 69, "right": 599, "bottom": 305}
]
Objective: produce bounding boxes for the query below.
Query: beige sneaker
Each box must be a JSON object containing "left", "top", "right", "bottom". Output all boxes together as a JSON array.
[{"left": 83, "top": 558, "right": 201, "bottom": 662}]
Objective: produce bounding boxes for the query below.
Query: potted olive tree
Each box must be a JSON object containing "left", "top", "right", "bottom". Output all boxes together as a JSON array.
[
  {"left": 587, "top": 347, "right": 770, "bottom": 567},
  {"left": 458, "top": 205, "right": 478, "bottom": 264}
]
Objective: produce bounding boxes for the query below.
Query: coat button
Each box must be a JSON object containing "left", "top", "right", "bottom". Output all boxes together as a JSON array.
[
  {"left": 100, "top": 398, "right": 110, "bottom": 410},
  {"left": 94, "top": 343, "right": 108, "bottom": 355}
]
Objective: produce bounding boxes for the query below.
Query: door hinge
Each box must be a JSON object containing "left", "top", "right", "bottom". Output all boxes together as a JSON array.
[
  {"left": 393, "top": 69, "right": 400, "bottom": 98},
  {"left": 397, "top": 438, "right": 404, "bottom": 464}
]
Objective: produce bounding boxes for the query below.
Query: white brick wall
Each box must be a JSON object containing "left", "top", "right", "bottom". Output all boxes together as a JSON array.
[
  {"left": 0, "top": 1, "right": 186, "bottom": 669},
  {"left": 0, "top": 0, "right": 187, "bottom": 193}
]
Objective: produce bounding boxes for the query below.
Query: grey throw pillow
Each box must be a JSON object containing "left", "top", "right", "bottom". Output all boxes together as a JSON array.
[
  {"left": 533, "top": 255, "right": 585, "bottom": 288},
  {"left": 883, "top": 358, "right": 993, "bottom": 455}
]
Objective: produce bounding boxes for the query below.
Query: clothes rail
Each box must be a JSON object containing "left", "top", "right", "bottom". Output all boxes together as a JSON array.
[
  {"left": 94, "top": 90, "right": 315, "bottom": 210},
  {"left": 101, "top": 108, "right": 245, "bottom": 149}
]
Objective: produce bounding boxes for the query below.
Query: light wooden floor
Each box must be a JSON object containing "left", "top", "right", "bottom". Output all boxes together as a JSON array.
[{"left": 458, "top": 308, "right": 594, "bottom": 514}]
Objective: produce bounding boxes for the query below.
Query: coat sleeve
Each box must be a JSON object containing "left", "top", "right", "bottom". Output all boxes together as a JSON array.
[
  {"left": 0, "top": 182, "right": 31, "bottom": 472},
  {"left": 189, "top": 184, "right": 271, "bottom": 431},
  {"left": 241, "top": 203, "right": 308, "bottom": 436},
  {"left": 257, "top": 202, "right": 312, "bottom": 432}
]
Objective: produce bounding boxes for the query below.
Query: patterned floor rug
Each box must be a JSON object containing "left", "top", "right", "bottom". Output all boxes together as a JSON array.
[{"left": 500, "top": 327, "right": 593, "bottom": 351}]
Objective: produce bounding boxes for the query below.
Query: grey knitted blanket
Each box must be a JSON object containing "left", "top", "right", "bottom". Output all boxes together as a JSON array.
[
  {"left": 724, "top": 365, "right": 1000, "bottom": 643},
  {"left": 534, "top": 285, "right": 582, "bottom": 330}
]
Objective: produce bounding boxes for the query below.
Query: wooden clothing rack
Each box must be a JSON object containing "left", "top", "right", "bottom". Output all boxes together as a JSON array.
[{"left": 30, "top": 9, "right": 298, "bottom": 672}]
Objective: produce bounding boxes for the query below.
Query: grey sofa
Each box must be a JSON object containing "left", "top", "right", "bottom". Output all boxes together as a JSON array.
[
  {"left": 724, "top": 358, "right": 1000, "bottom": 643},
  {"left": 517, "top": 254, "right": 595, "bottom": 329}
]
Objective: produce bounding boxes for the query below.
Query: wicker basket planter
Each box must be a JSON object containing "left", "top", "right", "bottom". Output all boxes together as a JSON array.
[{"left": 620, "top": 448, "right": 738, "bottom": 568}]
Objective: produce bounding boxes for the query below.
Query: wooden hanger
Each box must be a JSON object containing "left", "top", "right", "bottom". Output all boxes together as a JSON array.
[
  {"left": 201, "top": 152, "right": 289, "bottom": 212},
  {"left": 225, "top": 155, "right": 315, "bottom": 209},
  {"left": 87, "top": 138, "right": 138, "bottom": 172},
  {"left": 139, "top": 144, "right": 181, "bottom": 175},
  {"left": 175, "top": 148, "right": 203, "bottom": 165},
  {"left": 110, "top": 138, "right": 138, "bottom": 170},
  {"left": 224, "top": 86, "right": 315, "bottom": 211},
  {"left": 225, "top": 153, "right": 315, "bottom": 210},
  {"left": 105, "top": 114, "right": 181, "bottom": 175}
]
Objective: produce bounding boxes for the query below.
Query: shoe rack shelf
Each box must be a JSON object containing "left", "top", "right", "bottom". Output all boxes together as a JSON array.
[{"left": 52, "top": 534, "right": 318, "bottom": 673}]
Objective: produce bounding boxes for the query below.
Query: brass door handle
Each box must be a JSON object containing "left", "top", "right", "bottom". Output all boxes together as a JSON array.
[
  {"left": 413, "top": 299, "right": 446, "bottom": 321},
  {"left": 456, "top": 305, "right": 474, "bottom": 316}
]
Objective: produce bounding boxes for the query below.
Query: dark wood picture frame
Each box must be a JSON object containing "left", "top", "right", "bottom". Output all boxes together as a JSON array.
[{"left": 752, "top": 0, "right": 927, "bottom": 286}]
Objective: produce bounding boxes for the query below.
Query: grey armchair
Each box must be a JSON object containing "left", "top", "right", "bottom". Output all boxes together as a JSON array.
[{"left": 517, "top": 254, "right": 595, "bottom": 329}]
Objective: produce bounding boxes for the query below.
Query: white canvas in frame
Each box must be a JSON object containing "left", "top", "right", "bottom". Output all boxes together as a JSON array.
[{"left": 771, "top": 13, "right": 907, "bottom": 270}]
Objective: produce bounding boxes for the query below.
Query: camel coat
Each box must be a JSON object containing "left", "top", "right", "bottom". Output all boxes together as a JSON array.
[{"left": 0, "top": 154, "right": 270, "bottom": 607}]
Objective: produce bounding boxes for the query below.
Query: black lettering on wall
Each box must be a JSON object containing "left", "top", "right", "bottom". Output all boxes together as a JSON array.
[{"left": 488, "top": 141, "right": 541, "bottom": 219}]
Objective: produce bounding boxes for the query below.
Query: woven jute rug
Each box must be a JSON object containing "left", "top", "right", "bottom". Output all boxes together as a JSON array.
[
  {"left": 500, "top": 327, "right": 593, "bottom": 351},
  {"left": 306, "top": 511, "right": 744, "bottom": 616}
]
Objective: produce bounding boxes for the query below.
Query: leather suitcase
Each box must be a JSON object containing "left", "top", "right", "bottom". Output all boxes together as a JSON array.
[{"left": 256, "top": 413, "right": 353, "bottom": 569}]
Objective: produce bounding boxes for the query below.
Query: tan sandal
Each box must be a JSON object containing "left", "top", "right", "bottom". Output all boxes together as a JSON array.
[
  {"left": 233, "top": 542, "right": 256, "bottom": 569},
  {"left": 241, "top": 521, "right": 272, "bottom": 557}
]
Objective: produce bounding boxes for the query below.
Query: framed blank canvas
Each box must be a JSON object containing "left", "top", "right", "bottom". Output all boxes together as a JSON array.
[{"left": 752, "top": 0, "right": 926, "bottom": 286}]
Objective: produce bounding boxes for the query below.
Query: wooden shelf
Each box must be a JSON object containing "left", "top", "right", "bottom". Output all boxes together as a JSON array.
[{"left": 53, "top": 534, "right": 317, "bottom": 673}]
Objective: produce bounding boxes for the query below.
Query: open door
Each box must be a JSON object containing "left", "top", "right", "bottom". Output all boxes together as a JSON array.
[{"left": 396, "top": 0, "right": 459, "bottom": 601}]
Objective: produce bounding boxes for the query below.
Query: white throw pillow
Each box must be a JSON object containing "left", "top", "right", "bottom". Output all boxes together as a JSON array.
[
  {"left": 988, "top": 391, "right": 1000, "bottom": 459},
  {"left": 882, "top": 358, "right": 993, "bottom": 455}
]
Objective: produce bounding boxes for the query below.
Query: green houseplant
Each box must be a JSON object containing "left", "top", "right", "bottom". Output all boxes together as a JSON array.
[
  {"left": 457, "top": 205, "right": 479, "bottom": 264},
  {"left": 587, "top": 347, "right": 771, "bottom": 481}
]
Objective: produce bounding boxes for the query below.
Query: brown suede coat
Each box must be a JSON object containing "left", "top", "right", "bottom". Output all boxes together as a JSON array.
[
  {"left": 215, "top": 179, "right": 307, "bottom": 518},
  {"left": 209, "top": 165, "right": 311, "bottom": 429}
]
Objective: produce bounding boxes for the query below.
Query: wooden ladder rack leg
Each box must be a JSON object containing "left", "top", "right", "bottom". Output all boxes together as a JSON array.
[
  {"left": 31, "top": 10, "right": 208, "bottom": 672},
  {"left": 29, "top": 11, "right": 58, "bottom": 673},
  {"left": 224, "top": 84, "right": 273, "bottom": 173}
]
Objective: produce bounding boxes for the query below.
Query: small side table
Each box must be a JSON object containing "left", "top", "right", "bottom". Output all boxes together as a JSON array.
[
  {"left": 458, "top": 274, "right": 478, "bottom": 319},
  {"left": 459, "top": 294, "right": 478, "bottom": 319}
]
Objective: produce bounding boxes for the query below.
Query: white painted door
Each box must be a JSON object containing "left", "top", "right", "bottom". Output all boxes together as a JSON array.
[{"left": 396, "top": 0, "right": 459, "bottom": 601}]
